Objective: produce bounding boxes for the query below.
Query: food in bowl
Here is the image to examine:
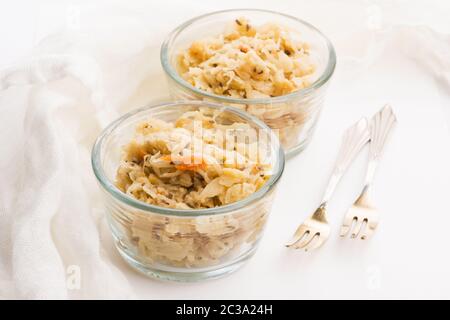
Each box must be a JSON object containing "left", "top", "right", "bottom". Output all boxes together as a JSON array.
[
  {"left": 92, "top": 102, "right": 284, "bottom": 280},
  {"left": 114, "top": 108, "right": 273, "bottom": 268},
  {"left": 116, "top": 108, "right": 271, "bottom": 209},
  {"left": 177, "top": 17, "right": 316, "bottom": 99},
  {"left": 161, "top": 9, "right": 336, "bottom": 156},
  {"left": 175, "top": 17, "right": 317, "bottom": 151}
]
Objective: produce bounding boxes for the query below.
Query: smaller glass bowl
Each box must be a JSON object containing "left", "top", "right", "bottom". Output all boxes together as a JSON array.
[
  {"left": 91, "top": 101, "right": 285, "bottom": 281},
  {"left": 161, "top": 8, "right": 336, "bottom": 157}
]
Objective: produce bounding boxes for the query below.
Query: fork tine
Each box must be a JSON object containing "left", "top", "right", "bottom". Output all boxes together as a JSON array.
[
  {"left": 350, "top": 218, "right": 365, "bottom": 238},
  {"left": 292, "top": 231, "right": 316, "bottom": 250},
  {"left": 340, "top": 215, "right": 356, "bottom": 237},
  {"left": 360, "top": 220, "right": 378, "bottom": 240},
  {"left": 303, "top": 234, "right": 323, "bottom": 251},
  {"left": 360, "top": 229, "right": 371, "bottom": 240},
  {"left": 285, "top": 225, "right": 308, "bottom": 248},
  {"left": 290, "top": 231, "right": 313, "bottom": 249},
  {"left": 303, "top": 233, "right": 320, "bottom": 251}
]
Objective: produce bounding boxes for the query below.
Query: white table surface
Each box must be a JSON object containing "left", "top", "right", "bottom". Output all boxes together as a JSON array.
[{"left": 1, "top": 0, "right": 450, "bottom": 299}]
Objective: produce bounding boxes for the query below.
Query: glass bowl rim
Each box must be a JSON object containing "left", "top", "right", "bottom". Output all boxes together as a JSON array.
[
  {"left": 91, "top": 100, "right": 285, "bottom": 217},
  {"left": 160, "top": 8, "right": 336, "bottom": 105}
]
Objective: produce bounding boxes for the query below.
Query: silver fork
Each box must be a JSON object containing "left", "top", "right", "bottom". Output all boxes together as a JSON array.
[
  {"left": 340, "top": 105, "right": 397, "bottom": 240},
  {"left": 286, "top": 118, "right": 371, "bottom": 251}
]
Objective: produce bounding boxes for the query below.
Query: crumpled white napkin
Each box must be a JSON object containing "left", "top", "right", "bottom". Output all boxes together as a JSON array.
[
  {"left": 0, "top": 12, "right": 168, "bottom": 299},
  {"left": 0, "top": 55, "right": 127, "bottom": 299},
  {"left": 0, "top": 0, "right": 449, "bottom": 299}
]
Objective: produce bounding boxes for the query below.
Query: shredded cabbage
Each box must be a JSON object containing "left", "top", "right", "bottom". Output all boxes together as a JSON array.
[
  {"left": 176, "top": 18, "right": 319, "bottom": 150},
  {"left": 115, "top": 108, "right": 271, "bottom": 209},
  {"left": 177, "top": 17, "right": 315, "bottom": 99}
]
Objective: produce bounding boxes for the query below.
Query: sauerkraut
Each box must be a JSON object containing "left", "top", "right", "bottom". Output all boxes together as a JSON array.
[
  {"left": 115, "top": 108, "right": 271, "bottom": 209},
  {"left": 118, "top": 198, "right": 272, "bottom": 268},
  {"left": 113, "top": 108, "right": 274, "bottom": 267},
  {"left": 177, "top": 17, "right": 315, "bottom": 98},
  {"left": 175, "top": 17, "right": 319, "bottom": 150}
]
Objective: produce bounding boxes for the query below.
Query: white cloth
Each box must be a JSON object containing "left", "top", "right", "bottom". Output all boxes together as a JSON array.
[
  {"left": 0, "top": 7, "right": 168, "bottom": 299},
  {"left": 0, "top": 0, "right": 449, "bottom": 299}
]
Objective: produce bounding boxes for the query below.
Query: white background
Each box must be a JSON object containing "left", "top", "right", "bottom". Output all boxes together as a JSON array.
[{"left": 1, "top": 0, "right": 450, "bottom": 299}]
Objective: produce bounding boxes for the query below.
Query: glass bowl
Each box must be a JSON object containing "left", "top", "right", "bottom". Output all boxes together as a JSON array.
[
  {"left": 91, "top": 101, "right": 285, "bottom": 281},
  {"left": 160, "top": 8, "right": 336, "bottom": 157}
]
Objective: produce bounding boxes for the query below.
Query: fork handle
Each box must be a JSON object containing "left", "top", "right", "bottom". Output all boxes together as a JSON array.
[
  {"left": 321, "top": 118, "right": 371, "bottom": 206},
  {"left": 363, "top": 105, "right": 397, "bottom": 189}
]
